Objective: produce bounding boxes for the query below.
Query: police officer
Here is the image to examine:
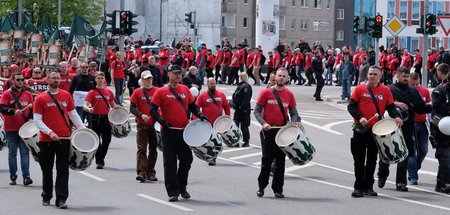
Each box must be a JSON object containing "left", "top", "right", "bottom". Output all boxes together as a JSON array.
[{"left": 232, "top": 72, "right": 252, "bottom": 147}]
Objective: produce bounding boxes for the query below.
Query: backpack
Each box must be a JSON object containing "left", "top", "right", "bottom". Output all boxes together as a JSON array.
[
  {"left": 113, "top": 60, "right": 124, "bottom": 70},
  {"left": 260, "top": 54, "right": 266, "bottom": 65}
]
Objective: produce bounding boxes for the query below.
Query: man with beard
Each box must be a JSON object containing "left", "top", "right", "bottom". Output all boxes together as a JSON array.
[
  {"left": 140, "top": 56, "right": 163, "bottom": 87},
  {"left": 196, "top": 78, "right": 231, "bottom": 165},
  {"left": 254, "top": 68, "right": 302, "bottom": 198},
  {"left": 67, "top": 58, "right": 78, "bottom": 75},
  {"left": 26, "top": 67, "right": 48, "bottom": 97},
  {"left": 232, "top": 72, "right": 252, "bottom": 147},
  {"left": 58, "top": 61, "right": 74, "bottom": 92},
  {"left": 69, "top": 62, "right": 96, "bottom": 127},
  {"left": 0, "top": 73, "right": 34, "bottom": 186},
  {"left": 150, "top": 65, "right": 208, "bottom": 202},
  {"left": 34, "top": 71, "right": 85, "bottom": 209}
]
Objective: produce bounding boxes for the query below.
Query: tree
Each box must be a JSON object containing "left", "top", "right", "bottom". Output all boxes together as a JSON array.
[{"left": 0, "top": 0, "right": 106, "bottom": 27}]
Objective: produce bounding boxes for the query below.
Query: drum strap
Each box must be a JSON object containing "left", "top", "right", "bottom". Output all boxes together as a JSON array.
[
  {"left": 271, "top": 87, "right": 288, "bottom": 125},
  {"left": 9, "top": 89, "right": 30, "bottom": 121},
  {"left": 167, "top": 85, "right": 190, "bottom": 119},
  {"left": 46, "top": 91, "right": 72, "bottom": 134},
  {"left": 95, "top": 88, "right": 111, "bottom": 109},
  {"left": 366, "top": 84, "right": 383, "bottom": 120},
  {"left": 141, "top": 87, "right": 152, "bottom": 107},
  {"left": 207, "top": 91, "right": 221, "bottom": 110}
]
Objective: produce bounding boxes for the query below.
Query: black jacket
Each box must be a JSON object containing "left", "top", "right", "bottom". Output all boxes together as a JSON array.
[
  {"left": 389, "top": 82, "right": 431, "bottom": 124},
  {"left": 232, "top": 81, "right": 252, "bottom": 112},
  {"left": 68, "top": 74, "right": 96, "bottom": 94},
  {"left": 182, "top": 74, "right": 202, "bottom": 91},
  {"left": 140, "top": 65, "right": 163, "bottom": 87},
  {"left": 431, "top": 84, "right": 450, "bottom": 147}
]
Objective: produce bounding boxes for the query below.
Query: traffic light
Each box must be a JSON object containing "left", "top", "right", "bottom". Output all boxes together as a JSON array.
[
  {"left": 128, "top": 12, "right": 138, "bottom": 35},
  {"left": 353, "top": 16, "right": 360, "bottom": 33},
  {"left": 106, "top": 10, "right": 119, "bottom": 35},
  {"left": 185, "top": 12, "right": 193, "bottom": 23},
  {"left": 425, "top": 14, "right": 437, "bottom": 35},
  {"left": 416, "top": 15, "right": 425, "bottom": 34},
  {"left": 372, "top": 15, "right": 383, "bottom": 38},
  {"left": 119, "top": 11, "right": 130, "bottom": 35}
]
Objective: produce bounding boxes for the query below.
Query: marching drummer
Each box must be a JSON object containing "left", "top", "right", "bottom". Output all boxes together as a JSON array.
[
  {"left": 347, "top": 65, "right": 402, "bottom": 198},
  {"left": 377, "top": 67, "right": 431, "bottom": 192},
  {"left": 83, "top": 72, "right": 117, "bottom": 169},
  {"left": 196, "top": 77, "right": 231, "bottom": 166},
  {"left": 130, "top": 70, "right": 159, "bottom": 182},
  {"left": 0, "top": 72, "right": 34, "bottom": 186},
  {"left": 34, "top": 71, "right": 85, "bottom": 209},
  {"left": 150, "top": 65, "right": 209, "bottom": 202},
  {"left": 254, "top": 68, "right": 302, "bottom": 199}
]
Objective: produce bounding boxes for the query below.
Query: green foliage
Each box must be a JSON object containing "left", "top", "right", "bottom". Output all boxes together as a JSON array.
[{"left": 0, "top": 0, "right": 106, "bottom": 27}]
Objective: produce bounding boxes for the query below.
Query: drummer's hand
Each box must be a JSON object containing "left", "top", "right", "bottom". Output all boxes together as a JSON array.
[
  {"left": 88, "top": 108, "right": 94, "bottom": 113},
  {"left": 395, "top": 117, "right": 403, "bottom": 127},
  {"left": 263, "top": 122, "right": 271, "bottom": 131},
  {"left": 198, "top": 115, "right": 209, "bottom": 122},
  {"left": 49, "top": 131, "right": 59, "bottom": 141},
  {"left": 395, "top": 101, "right": 408, "bottom": 110},
  {"left": 359, "top": 117, "right": 368, "bottom": 127},
  {"left": 14, "top": 109, "right": 23, "bottom": 116},
  {"left": 141, "top": 114, "right": 150, "bottom": 122}
]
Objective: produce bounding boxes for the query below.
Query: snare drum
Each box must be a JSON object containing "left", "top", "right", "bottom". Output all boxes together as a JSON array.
[
  {"left": 154, "top": 121, "right": 162, "bottom": 151},
  {"left": 184, "top": 119, "right": 223, "bottom": 162},
  {"left": 18, "top": 120, "right": 40, "bottom": 162},
  {"left": 68, "top": 128, "right": 99, "bottom": 171},
  {"left": 108, "top": 107, "right": 131, "bottom": 138},
  {"left": 372, "top": 119, "right": 408, "bottom": 164},
  {"left": 213, "top": 115, "right": 243, "bottom": 147},
  {"left": 275, "top": 124, "right": 316, "bottom": 166},
  {"left": 0, "top": 118, "right": 7, "bottom": 151}
]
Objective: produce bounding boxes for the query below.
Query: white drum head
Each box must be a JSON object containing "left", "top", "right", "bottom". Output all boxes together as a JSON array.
[
  {"left": 213, "top": 116, "right": 232, "bottom": 133},
  {"left": 183, "top": 119, "right": 213, "bottom": 147},
  {"left": 71, "top": 128, "right": 99, "bottom": 153},
  {"left": 438, "top": 116, "right": 450, "bottom": 135},
  {"left": 154, "top": 121, "right": 161, "bottom": 133},
  {"left": 19, "top": 120, "right": 39, "bottom": 138},
  {"left": 108, "top": 107, "right": 129, "bottom": 125},
  {"left": 275, "top": 125, "right": 300, "bottom": 147},
  {"left": 372, "top": 119, "right": 398, "bottom": 136}
]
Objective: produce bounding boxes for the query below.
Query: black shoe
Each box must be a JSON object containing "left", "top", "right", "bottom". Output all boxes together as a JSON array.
[
  {"left": 241, "top": 142, "right": 249, "bottom": 147},
  {"left": 42, "top": 200, "right": 50, "bottom": 206},
  {"left": 435, "top": 185, "right": 450, "bottom": 194},
  {"left": 351, "top": 190, "right": 364, "bottom": 198},
  {"left": 96, "top": 164, "right": 104, "bottom": 169},
  {"left": 396, "top": 183, "right": 408, "bottom": 192},
  {"left": 56, "top": 200, "right": 68, "bottom": 209},
  {"left": 9, "top": 180, "right": 16, "bottom": 185},
  {"left": 23, "top": 177, "right": 33, "bottom": 186},
  {"left": 256, "top": 189, "right": 264, "bottom": 197},
  {"left": 168, "top": 196, "right": 178, "bottom": 202},
  {"left": 136, "top": 175, "right": 146, "bottom": 183},
  {"left": 378, "top": 177, "right": 387, "bottom": 188},
  {"left": 315, "top": 98, "right": 323, "bottom": 101},
  {"left": 305, "top": 84, "right": 311, "bottom": 86},
  {"left": 180, "top": 191, "right": 191, "bottom": 199},
  {"left": 208, "top": 160, "right": 216, "bottom": 166},
  {"left": 148, "top": 175, "right": 158, "bottom": 182},
  {"left": 363, "top": 189, "right": 378, "bottom": 196},
  {"left": 274, "top": 192, "right": 285, "bottom": 198}
]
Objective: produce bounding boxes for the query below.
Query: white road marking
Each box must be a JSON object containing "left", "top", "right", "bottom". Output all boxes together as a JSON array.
[
  {"left": 425, "top": 157, "right": 438, "bottom": 163},
  {"left": 418, "top": 170, "right": 438, "bottom": 176},
  {"left": 136, "top": 194, "right": 194, "bottom": 212},
  {"left": 229, "top": 152, "right": 261, "bottom": 160},
  {"left": 218, "top": 157, "right": 450, "bottom": 211},
  {"left": 302, "top": 120, "right": 344, "bottom": 135},
  {"left": 222, "top": 147, "right": 254, "bottom": 153},
  {"left": 252, "top": 161, "right": 261, "bottom": 166},
  {"left": 322, "top": 120, "right": 354, "bottom": 130},
  {"left": 285, "top": 163, "right": 314, "bottom": 172},
  {"left": 78, "top": 171, "right": 106, "bottom": 182}
]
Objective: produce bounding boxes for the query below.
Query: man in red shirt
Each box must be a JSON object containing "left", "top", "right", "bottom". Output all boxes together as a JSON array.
[
  {"left": 26, "top": 67, "right": 48, "bottom": 97},
  {"left": 150, "top": 65, "right": 208, "bottom": 202},
  {"left": 58, "top": 62, "right": 74, "bottom": 92},
  {"left": 67, "top": 58, "right": 78, "bottom": 74},
  {"left": 221, "top": 46, "right": 232, "bottom": 84},
  {"left": 0, "top": 73, "right": 34, "bottom": 186},
  {"left": 347, "top": 66, "right": 402, "bottom": 198},
  {"left": 110, "top": 52, "right": 126, "bottom": 105},
  {"left": 254, "top": 68, "right": 302, "bottom": 198},
  {"left": 130, "top": 70, "right": 159, "bottom": 182},
  {"left": 228, "top": 47, "right": 241, "bottom": 85},
  {"left": 84, "top": 72, "right": 117, "bottom": 169},
  {"left": 196, "top": 77, "right": 230, "bottom": 165},
  {"left": 413, "top": 49, "right": 422, "bottom": 77},
  {"left": 238, "top": 44, "right": 245, "bottom": 72},
  {"left": 34, "top": 71, "right": 85, "bottom": 208},
  {"left": 214, "top": 45, "right": 223, "bottom": 82},
  {"left": 195, "top": 45, "right": 206, "bottom": 85},
  {"left": 205, "top": 49, "right": 215, "bottom": 78},
  {"left": 159, "top": 44, "right": 170, "bottom": 83},
  {"left": 400, "top": 49, "right": 412, "bottom": 70}
]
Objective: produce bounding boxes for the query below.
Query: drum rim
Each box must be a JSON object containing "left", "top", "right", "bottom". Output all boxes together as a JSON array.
[
  {"left": 438, "top": 116, "right": 450, "bottom": 135},
  {"left": 213, "top": 115, "right": 233, "bottom": 133},
  {"left": 183, "top": 119, "right": 213, "bottom": 147},
  {"left": 18, "top": 120, "right": 39, "bottom": 139},
  {"left": 275, "top": 124, "right": 301, "bottom": 147},
  {"left": 108, "top": 107, "right": 130, "bottom": 125},
  {"left": 71, "top": 128, "right": 99, "bottom": 153},
  {"left": 372, "top": 119, "right": 399, "bottom": 136}
]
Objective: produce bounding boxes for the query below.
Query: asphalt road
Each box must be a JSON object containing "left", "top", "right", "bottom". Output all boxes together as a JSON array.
[{"left": 0, "top": 83, "right": 449, "bottom": 215}]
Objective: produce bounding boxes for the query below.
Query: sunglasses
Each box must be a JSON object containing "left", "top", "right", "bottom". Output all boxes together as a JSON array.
[
  {"left": 15, "top": 78, "right": 24, "bottom": 82},
  {"left": 34, "top": 72, "right": 41, "bottom": 74},
  {"left": 82, "top": 66, "right": 89, "bottom": 69}
]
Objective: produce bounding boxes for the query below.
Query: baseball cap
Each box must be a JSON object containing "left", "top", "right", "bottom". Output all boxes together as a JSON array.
[
  {"left": 141, "top": 70, "right": 153, "bottom": 79},
  {"left": 8, "top": 64, "right": 19, "bottom": 71},
  {"left": 169, "top": 65, "right": 182, "bottom": 73}
]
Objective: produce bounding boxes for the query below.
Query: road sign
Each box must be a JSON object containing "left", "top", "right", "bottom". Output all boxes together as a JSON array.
[
  {"left": 384, "top": 16, "right": 406, "bottom": 36},
  {"left": 437, "top": 16, "right": 450, "bottom": 36}
]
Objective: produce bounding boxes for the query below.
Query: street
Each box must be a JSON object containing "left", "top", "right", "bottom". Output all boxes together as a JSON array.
[{"left": 1, "top": 83, "right": 449, "bottom": 215}]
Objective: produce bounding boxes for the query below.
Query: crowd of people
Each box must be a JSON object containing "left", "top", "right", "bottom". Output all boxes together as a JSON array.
[{"left": 0, "top": 34, "right": 450, "bottom": 209}]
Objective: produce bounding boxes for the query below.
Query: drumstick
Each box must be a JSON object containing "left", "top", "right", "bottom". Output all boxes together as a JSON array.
[
  {"left": 367, "top": 113, "right": 379, "bottom": 122},
  {"left": 169, "top": 127, "right": 184, "bottom": 130},
  {"left": 59, "top": 137, "right": 71, "bottom": 140},
  {"left": 20, "top": 103, "right": 32, "bottom": 112}
]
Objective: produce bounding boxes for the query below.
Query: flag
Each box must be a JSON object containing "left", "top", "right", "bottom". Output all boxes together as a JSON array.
[
  {"left": 66, "top": 15, "right": 96, "bottom": 44},
  {"left": 171, "top": 38, "right": 176, "bottom": 48},
  {"left": 0, "top": 16, "right": 18, "bottom": 33},
  {"left": 88, "top": 21, "right": 106, "bottom": 47},
  {"left": 22, "top": 16, "right": 39, "bottom": 34}
]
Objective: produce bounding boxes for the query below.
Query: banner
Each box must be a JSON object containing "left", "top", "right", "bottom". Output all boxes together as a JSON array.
[{"left": 66, "top": 15, "right": 95, "bottom": 45}]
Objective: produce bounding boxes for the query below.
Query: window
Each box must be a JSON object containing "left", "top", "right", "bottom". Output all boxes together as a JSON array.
[
  {"left": 399, "top": 37, "right": 407, "bottom": 50},
  {"left": 411, "top": 37, "right": 419, "bottom": 52},
  {"left": 399, "top": 1, "right": 407, "bottom": 20},
  {"left": 337, "top": 30, "right": 344, "bottom": 41},
  {"left": 222, "top": 16, "right": 225, "bottom": 27},
  {"left": 321, "top": 21, "right": 330, "bottom": 31},
  {"left": 313, "top": 20, "right": 320, "bottom": 31},
  {"left": 291, "top": 19, "right": 296, "bottom": 30},
  {"left": 428, "top": 2, "right": 433, "bottom": 14},
  {"left": 437, "top": 2, "right": 445, "bottom": 15},
  {"left": 411, "top": 1, "right": 419, "bottom": 20},
  {"left": 337, "top": 9, "right": 344, "bottom": 20},
  {"left": 386, "top": 37, "right": 394, "bottom": 49},
  {"left": 325, "top": 0, "right": 330, "bottom": 9},
  {"left": 243, "top": 17, "right": 248, "bottom": 28},
  {"left": 279, "top": 16, "right": 286, "bottom": 29},
  {"left": 300, "top": 19, "right": 308, "bottom": 30},
  {"left": 292, "top": 0, "right": 296, "bottom": 7},
  {"left": 314, "top": 0, "right": 322, "bottom": 9},
  {"left": 300, "top": 0, "right": 308, "bottom": 8},
  {"left": 387, "top": 1, "right": 395, "bottom": 19},
  {"left": 244, "top": 0, "right": 248, "bottom": 4},
  {"left": 222, "top": 13, "right": 235, "bottom": 28}
]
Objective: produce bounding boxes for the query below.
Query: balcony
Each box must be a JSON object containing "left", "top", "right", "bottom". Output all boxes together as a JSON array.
[{"left": 222, "top": 0, "right": 237, "bottom": 13}]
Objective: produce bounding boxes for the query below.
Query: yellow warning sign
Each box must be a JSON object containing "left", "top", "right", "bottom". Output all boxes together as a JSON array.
[{"left": 385, "top": 16, "right": 406, "bottom": 36}]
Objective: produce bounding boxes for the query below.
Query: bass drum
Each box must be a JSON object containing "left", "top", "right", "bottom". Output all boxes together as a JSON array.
[
  {"left": 108, "top": 107, "right": 131, "bottom": 138},
  {"left": 372, "top": 119, "right": 408, "bottom": 164},
  {"left": 396, "top": 107, "right": 409, "bottom": 122},
  {"left": 18, "top": 120, "right": 40, "bottom": 162},
  {"left": 275, "top": 124, "right": 316, "bottom": 166},
  {"left": 0, "top": 117, "right": 7, "bottom": 151},
  {"left": 183, "top": 119, "right": 222, "bottom": 162},
  {"left": 213, "top": 115, "right": 243, "bottom": 147},
  {"left": 154, "top": 121, "right": 163, "bottom": 151},
  {"left": 68, "top": 128, "right": 99, "bottom": 171}
]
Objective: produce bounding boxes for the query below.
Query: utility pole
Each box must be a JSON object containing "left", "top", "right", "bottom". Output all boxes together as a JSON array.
[
  {"left": 422, "top": 0, "right": 429, "bottom": 87},
  {"left": 119, "top": 0, "right": 124, "bottom": 55},
  {"left": 58, "top": 0, "right": 61, "bottom": 29},
  {"left": 358, "top": 0, "right": 363, "bottom": 48},
  {"left": 18, "top": 0, "right": 23, "bottom": 26}
]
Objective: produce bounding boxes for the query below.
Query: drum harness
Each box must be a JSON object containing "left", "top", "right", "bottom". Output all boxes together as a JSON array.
[
  {"left": 353, "top": 85, "right": 383, "bottom": 134},
  {"left": 167, "top": 85, "right": 190, "bottom": 120},
  {"left": 207, "top": 91, "right": 221, "bottom": 110},
  {"left": 9, "top": 88, "right": 31, "bottom": 122},
  {"left": 46, "top": 91, "right": 72, "bottom": 137}
]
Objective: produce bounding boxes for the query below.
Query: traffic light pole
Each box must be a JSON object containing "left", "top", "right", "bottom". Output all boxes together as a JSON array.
[
  {"left": 422, "top": 0, "right": 429, "bottom": 87},
  {"left": 119, "top": 0, "right": 125, "bottom": 55},
  {"left": 357, "top": 0, "right": 363, "bottom": 48}
]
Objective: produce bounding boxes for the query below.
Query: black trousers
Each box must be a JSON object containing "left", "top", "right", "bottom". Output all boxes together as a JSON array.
[
  {"left": 205, "top": 68, "right": 214, "bottom": 78},
  {"left": 246, "top": 67, "right": 256, "bottom": 82},
  {"left": 161, "top": 128, "right": 193, "bottom": 197},
  {"left": 350, "top": 129, "right": 378, "bottom": 191},
  {"left": 314, "top": 73, "right": 324, "bottom": 99},
  {"left": 214, "top": 65, "right": 221, "bottom": 82},
  {"left": 377, "top": 123, "right": 415, "bottom": 185},
  {"left": 258, "top": 129, "right": 286, "bottom": 193},
  {"left": 234, "top": 110, "right": 250, "bottom": 143},
  {"left": 305, "top": 68, "right": 315, "bottom": 84},
  {"left": 221, "top": 65, "right": 230, "bottom": 83},
  {"left": 228, "top": 67, "right": 240, "bottom": 85},
  {"left": 38, "top": 140, "right": 70, "bottom": 202},
  {"left": 92, "top": 114, "right": 112, "bottom": 165}
]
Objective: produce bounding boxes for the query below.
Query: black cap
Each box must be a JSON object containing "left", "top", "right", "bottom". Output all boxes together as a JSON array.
[{"left": 169, "top": 65, "right": 182, "bottom": 73}]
